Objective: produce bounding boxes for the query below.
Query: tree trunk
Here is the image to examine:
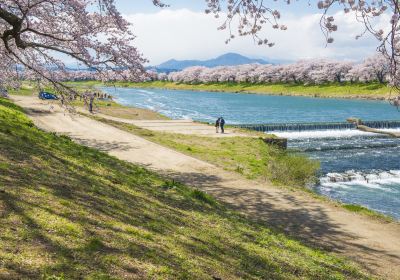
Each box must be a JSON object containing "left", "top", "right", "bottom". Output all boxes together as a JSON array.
[{"left": 376, "top": 71, "right": 384, "bottom": 84}]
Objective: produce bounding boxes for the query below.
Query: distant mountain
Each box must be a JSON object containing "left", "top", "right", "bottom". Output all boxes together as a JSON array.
[{"left": 156, "top": 53, "right": 269, "bottom": 71}]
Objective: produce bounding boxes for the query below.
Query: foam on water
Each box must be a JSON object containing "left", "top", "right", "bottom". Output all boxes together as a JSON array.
[
  {"left": 275, "top": 128, "right": 400, "bottom": 139},
  {"left": 317, "top": 169, "right": 400, "bottom": 218},
  {"left": 137, "top": 89, "right": 155, "bottom": 94},
  {"left": 320, "top": 170, "right": 400, "bottom": 191}
]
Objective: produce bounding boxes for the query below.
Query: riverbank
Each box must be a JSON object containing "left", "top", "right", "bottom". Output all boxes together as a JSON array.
[
  {"left": 2, "top": 97, "right": 375, "bottom": 279},
  {"left": 87, "top": 115, "right": 319, "bottom": 186},
  {"left": 67, "top": 80, "right": 391, "bottom": 100},
  {"left": 86, "top": 113, "right": 395, "bottom": 222},
  {"left": 7, "top": 95, "right": 400, "bottom": 279},
  {"left": 9, "top": 83, "right": 169, "bottom": 121},
  {"left": 10, "top": 87, "right": 399, "bottom": 221},
  {"left": 11, "top": 80, "right": 391, "bottom": 100},
  {"left": 132, "top": 81, "right": 390, "bottom": 100}
]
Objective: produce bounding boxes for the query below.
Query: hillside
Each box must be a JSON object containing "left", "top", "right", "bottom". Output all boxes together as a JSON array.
[
  {"left": 156, "top": 53, "right": 269, "bottom": 71},
  {"left": 0, "top": 97, "right": 370, "bottom": 279}
]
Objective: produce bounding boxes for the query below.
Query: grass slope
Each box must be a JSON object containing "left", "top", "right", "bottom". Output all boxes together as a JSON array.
[
  {"left": 125, "top": 81, "right": 390, "bottom": 99},
  {"left": 9, "top": 82, "right": 167, "bottom": 121},
  {"left": 90, "top": 116, "right": 319, "bottom": 187},
  {"left": 0, "top": 98, "right": 370, "bottom": 279},
  {"left": 90, "top": 115, "right": 394, "bottom": 222}
]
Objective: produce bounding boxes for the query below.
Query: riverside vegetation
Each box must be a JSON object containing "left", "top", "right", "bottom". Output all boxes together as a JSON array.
[
  {"left": 118, "top": 81, "right": 390, "bottom": 99},
  {"left": 63, "top": 80, "right": 390, "bottom": 100},
  {"left": 0, "top": 97, "right": 373, "bottom": 279},
  {"left": 89, "top": 116, "right": 319, "bottom": 187},
  {"left": 12, "top": 80, "right": 390, "bottom": 100},
  {"left": 89, "top": 115, "right": 394, "bottom": 222}
]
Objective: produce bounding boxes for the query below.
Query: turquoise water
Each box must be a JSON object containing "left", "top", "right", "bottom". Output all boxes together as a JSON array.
[
  {"left": 102, "top": 87, "right": 400, "bottom": 219},
  {"left": 101, "top": 87, "right": 400, "bottom": 123}
]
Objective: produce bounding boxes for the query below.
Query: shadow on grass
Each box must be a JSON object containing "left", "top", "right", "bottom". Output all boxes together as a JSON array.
[
  {"left": 0, "top": 99, "right": 376, "bottom": 279},
  {"left": 160, "top": 169, "right": 399, "bottom": 277}
]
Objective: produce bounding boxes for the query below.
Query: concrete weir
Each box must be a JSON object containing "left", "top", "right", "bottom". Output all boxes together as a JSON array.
[
  {"left": 347, "top": 118, "right": 400, "bottom": 138},
  {"left": 234, "top": 120, "right": 400, "bottom": 133}
]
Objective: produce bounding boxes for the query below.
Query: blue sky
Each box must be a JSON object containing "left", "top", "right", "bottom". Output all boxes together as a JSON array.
[
  {"left": 113, "top": 1, "right": 387, "bottom": 65},
  {"left": 115, "top": 0, "right": 207, "bottom": 13},
  {"left": 116, "top": 0, "right": 319, "bottom": 15}
]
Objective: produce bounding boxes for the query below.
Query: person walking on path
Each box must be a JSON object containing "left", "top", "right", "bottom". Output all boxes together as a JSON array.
[
  {"left": 215, "top": 117, "right": 221, "bottom": 133},
  {"left": 219, "top": 117, "right": 225, "bottom": 133},
  {"left": 89, "top": 93, "right": 95, "bottom": 113}
]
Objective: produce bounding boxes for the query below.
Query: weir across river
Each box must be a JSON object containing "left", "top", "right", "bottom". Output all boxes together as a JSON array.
[{"left": 234, "top": 120, "right": 400, "bottom": 132}]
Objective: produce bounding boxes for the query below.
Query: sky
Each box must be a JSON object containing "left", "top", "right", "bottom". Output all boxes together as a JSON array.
[{"left": 115, "top": 1, "right": 388, "bottom": 65}]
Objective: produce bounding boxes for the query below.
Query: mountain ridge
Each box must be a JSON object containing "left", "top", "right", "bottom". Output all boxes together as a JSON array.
[{"left": 155, "top": 53, "right": 269, "bottom": 71}]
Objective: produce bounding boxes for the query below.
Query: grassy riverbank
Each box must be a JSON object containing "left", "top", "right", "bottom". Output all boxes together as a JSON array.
[
  {"left": 0, "top": 97, "right": 371, "bottom": 279},
  {"left": 9, "top": 83, "right": 168, "bottom": 120},
  {"left": 8, "top": 86, "right": 395, "bottom": 222},
  {"left": 68, "top": 80, "right": 390, "bottom": 100},
  {"left": 127, "top": 81, "right": 390, "bottom": 99},
  {"left": 89, "top": 115, "right": 319, "bottom": 187},
  {"left": 11, "top": 80, "right": 391, "bottom": 100},
  {"left": 87, "top": 114, "right": 394, "bottom": 222}
]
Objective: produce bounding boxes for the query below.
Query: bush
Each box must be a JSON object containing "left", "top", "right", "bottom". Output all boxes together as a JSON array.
[{"left": 267, "top": 149, "right": 319, "bottom": 187}]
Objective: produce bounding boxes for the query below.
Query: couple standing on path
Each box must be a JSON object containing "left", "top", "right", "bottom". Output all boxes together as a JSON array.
[{"left": 215, "top": 117, "right": 225, "bottom": 133}]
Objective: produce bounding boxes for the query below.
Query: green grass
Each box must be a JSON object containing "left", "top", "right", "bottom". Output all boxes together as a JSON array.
[
  {"left": 88, "top": 115, "right": 397, "bottom": 222},
  {"left": 14, "top": 80, "right": 390, "bottom": 100},
  {"left": 88, "top": 116, "right": 319, "bottom": 187},
  {"left": 9, "top": 81, "right": 168, "bottom": 121},
  {"left": 0, "top": 97, "right": 371, "bottom": 279},
  {"left": 128, "top": 81, "right": 390, "bottom": 99},
  {"left": 68, "top": 80, "right": 390, "bottom": 100},
  {"left": 342, "top": 204, "right": 394, "bottom": 222},
  {"left": 8, "top": 83, "right": 37, "bottom": 96}
]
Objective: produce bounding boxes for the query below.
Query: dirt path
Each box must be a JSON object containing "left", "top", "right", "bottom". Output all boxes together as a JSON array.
[
  {"left": 11, "top": 95, "right": 400, "bottom": 279},
  {"left": 84, "top": 109, "right": 249, "bottom": 137}
]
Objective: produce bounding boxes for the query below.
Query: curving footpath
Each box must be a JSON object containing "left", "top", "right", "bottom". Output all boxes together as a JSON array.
[{"left": 11, "top": 95, "right": 400, "bottom": 279}]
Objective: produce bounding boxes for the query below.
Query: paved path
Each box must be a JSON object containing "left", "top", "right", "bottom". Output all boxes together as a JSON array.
[{"left": 11, "top": 95, "right": 400, "bottom": 279}]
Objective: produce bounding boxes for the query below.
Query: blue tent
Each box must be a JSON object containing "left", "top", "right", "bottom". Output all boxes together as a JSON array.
[{"left": 39, "top": 91, "right": 58, "bottom": 100}]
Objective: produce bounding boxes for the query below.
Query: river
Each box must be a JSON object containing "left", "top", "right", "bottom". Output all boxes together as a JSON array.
[{"left": 101, "top": 87, "right": 400, "bottom": 219}]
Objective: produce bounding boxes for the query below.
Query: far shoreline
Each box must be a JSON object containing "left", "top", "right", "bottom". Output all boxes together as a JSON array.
[
  {"left": 91, "top": 81, "right": 391, "bottom": 101},
  {"left": 125, "top": 85, "right": 389, "bottom": 101}
]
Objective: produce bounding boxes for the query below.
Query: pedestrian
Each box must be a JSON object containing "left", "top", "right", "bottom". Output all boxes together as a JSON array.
[
  {"left": 215, "top": 117, "right": 221, "bottom": 133},
  {"left": 89, "top": 93, "right": 95, "bottom": 113},
  {"left": 219, "top": 117, "right": 225, "bottom": 133},
  {"left": 83, "top": 91, "right": 88, "bottom": 107}
]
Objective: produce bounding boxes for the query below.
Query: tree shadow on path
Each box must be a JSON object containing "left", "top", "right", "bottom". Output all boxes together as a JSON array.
[{"left": 161, "top": 169, "right": 400, "bottom": 279}]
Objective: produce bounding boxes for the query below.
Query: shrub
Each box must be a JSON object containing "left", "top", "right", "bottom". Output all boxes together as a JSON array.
[{"left": 267, "top": 149, "right": 319, "bottom": 187}]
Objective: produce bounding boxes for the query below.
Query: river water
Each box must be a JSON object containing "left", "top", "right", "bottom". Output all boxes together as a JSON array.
[{"left": 101, "top": 87, "right": 400, "bottom": 219}]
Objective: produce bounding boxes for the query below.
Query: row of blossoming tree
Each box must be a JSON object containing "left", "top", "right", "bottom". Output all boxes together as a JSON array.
[
  {"left": 40, "top": 53, "right": 389, "bottom": 86},
  {"left": 156, "top": 54, "right": 389, "bottom": 85}
]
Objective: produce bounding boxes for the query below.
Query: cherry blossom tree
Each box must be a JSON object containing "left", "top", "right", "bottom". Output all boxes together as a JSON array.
[
  {"left": 205, "top": 0, "right": 398, "bottom": 102},
  {"left": 363, "top": 54, "right": 390, "bottom": 83},
  {"left": 0, "top": 0, "right": 148, "bottom": 94},
  {"left": 159, "top": 56, "right": 387, "bottom": 86},
  {"left": 0, "top": 52, "right": 21, "bottom": 89}
]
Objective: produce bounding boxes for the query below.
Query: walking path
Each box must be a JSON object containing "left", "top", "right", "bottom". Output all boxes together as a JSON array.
[
  {"left": 11, "top": 96, "right": 400, "bottom": 279},
  {"left": 83, "top": 110, "right": 249, "bottom": 137}
]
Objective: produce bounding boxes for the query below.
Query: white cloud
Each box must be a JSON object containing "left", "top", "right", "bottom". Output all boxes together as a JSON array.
[{"left": 125, "top": 9, "right": 390, "bottom": 65}]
